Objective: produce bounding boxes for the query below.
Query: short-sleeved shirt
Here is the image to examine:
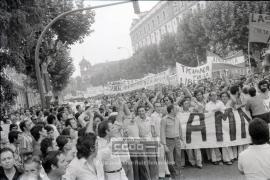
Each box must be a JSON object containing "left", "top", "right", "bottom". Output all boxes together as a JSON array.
[
  {"left": 150, "top": 112, "right": 162, "bottom": 137},
  {"left": 238, "top": 144, "right": 270, "bottom": 180},
  {"left": 246, "top": 96, "right": 269, "bottom": 116},
  {"left": 135, "top": 116, "right": 152, "bottom": 138}
]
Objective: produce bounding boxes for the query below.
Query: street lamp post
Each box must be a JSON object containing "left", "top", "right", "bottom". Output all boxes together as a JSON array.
[{"left": 35, "top": 1, "right": 136, "bottom": 109}]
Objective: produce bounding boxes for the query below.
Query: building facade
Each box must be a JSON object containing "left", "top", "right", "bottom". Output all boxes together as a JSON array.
[{"left": 130, "top": 1, "right": 206, "bottom": 52}]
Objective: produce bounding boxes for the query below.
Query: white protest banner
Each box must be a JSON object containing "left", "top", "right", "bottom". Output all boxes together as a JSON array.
[
  {"left": 179, "top": 108, "right": 251, "bottom": 149},
  {"left": 176, "top": 62, "right": 212, "bottom": 85},
  {"left": 206, "top": 51, "right": 226, "bottom": 64},
  {"left": 223, "top": 51, "right": 246, "bottom": 65},
  {"left": 207, "top": 51, "right": 246, "bottom": 65},
  {"left": 249, "top": 13, "right": 270, "bottom": 43}
]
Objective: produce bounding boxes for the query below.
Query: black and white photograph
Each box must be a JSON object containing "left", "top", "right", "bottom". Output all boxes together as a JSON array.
[{"left": 0, "top": 1, "right": 270, "bottom": 180}]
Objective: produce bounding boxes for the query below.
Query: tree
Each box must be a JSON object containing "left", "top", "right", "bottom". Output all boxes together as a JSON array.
[
  {"left": 203, "top": 1, "right": 270, "bottom": 57},
  {"left": 0, "top": 0, "right": 95, "bottom": 105},
  {"left": 47, "top": 44, "right": 75, "bottom": 94},
  {"left": 159, "top": 33, "right": 181, "bottom": 67}
]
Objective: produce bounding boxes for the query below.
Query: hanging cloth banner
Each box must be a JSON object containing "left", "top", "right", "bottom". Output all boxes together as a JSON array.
[
  {"left": 249, "top": 13, "right": 270, "bottom": 43},
  {"left": 179, "top": 108, "right": 252, "bottom": 149},
  {"left": 176, "top": 62, "right": 212, "bottom": 85}
]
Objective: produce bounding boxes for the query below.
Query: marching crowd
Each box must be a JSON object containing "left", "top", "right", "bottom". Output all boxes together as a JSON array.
[{"left": 0, "top": 74, "right": 270, "bottom": 180}]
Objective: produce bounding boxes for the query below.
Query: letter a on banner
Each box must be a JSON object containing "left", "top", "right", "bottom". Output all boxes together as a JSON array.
[{"left": 186, "top": 113, "right": 206, "bottom": 143}]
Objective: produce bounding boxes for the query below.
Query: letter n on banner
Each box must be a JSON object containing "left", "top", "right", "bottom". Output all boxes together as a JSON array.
[
  {"left": 215, "top": 108, "right": 237, "bottom": 141},
  {"left": 186, "top": 113, "right": 206, "bottom": 143},
  {"left": 237, "top": 108, "right": 251, "bottom": 138}
]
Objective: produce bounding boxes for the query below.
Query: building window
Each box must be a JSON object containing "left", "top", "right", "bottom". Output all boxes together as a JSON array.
[
  {"left": 159, "top": 29, "right": 162, "bottom": 36},
  {"left": 157, "top": 15, "right": 160, "bottom": 24},
  {"left": 148, "top": 24, "right": 150, "bottom": 31},
  {"left": 165, "top": 25, "right": 168, "bottom": 34},
  {"left": 152, "top": 19, "right": 155, "bottom": 28}
]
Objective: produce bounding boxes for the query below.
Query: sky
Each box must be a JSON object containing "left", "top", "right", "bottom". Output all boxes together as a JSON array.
[{"left": 70, "top": 0, "right": 158, "bottom": 77}]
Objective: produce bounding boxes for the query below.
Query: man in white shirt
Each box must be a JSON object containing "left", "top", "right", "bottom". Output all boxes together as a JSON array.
[
  {"left": 63, "top": 133, "right": 104, "bottom": 180},
  {"left": 97, "top": 120, "right": 128, "bottom": 180},
  {"left": 135, "top": 106, "right": 159, "bottom": 180},
  {"left": 238, "top": 118, "right": 270, "bottom": 180},
  {"left": 151, "top": 102, "right": 170, "bottom": 178},
  {"left": 205, "top": 91, "right": 226, "bottom": 165}
]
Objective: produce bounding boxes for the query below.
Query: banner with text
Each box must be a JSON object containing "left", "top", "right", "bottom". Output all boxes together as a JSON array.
[
  {"left": 180, "top": 108, "right": 251, "bottom": 149},
  {"left": 207, "top": 51, "right": 246, "bottom": 65},
  {"left": 249, "top": 13, "right": 270, "bottom": 43},
  {"left": 176, "top": 62, "right": 212, "bottom": 85}
]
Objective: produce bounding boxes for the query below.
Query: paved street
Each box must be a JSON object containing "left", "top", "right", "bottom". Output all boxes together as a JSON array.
[{"left": 181, "top": 162, "right": 245, "bottom": 180}]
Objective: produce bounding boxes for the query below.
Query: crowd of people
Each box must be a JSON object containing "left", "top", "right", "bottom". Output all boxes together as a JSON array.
[{"left": 0, "top": 74, "right": 270, "bottom": 180}]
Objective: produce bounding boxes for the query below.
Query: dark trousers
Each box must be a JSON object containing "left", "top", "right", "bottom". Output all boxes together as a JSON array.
[
  {"left": 165, "top": 137, "right": 181, "bottom": 178},
  {"left": 253, "top": 112, "right": 270, "bottom": 123},
  {"left": 130, "top": 155, "right": 151, "bottom": 180}
]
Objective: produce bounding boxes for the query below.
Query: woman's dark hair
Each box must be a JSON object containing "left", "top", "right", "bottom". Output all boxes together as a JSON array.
[
  {"left": 30, "top": 125, "right": 44, "bottom": 141},
  {"left": 9, "top": 124, "right": 18, "bottom": 131},
  {"left": 97, "top": 120, "right": 110, "bottom": 138},
  {"left": 76, "top": 133, "right": 96, "bottom": 159},
  {"left": 56, "top": 135, "right": 69, "bottom": 151},
  {"left": 8, "top": 131, "right": 20, "bottom": 144},
  {"left": 248, "top": 87, "right": 256, "bottom": 97},
  {"left": 47, "top": 115, "right": 56, "bottom": 124},
  {"left": 249, "top": 118, "right": 269, "bottom": 145},
  {"left": 40, "top": 138, "right": 53, "bottom": 158}
]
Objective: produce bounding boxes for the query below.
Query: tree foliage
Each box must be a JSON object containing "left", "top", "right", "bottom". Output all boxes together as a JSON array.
[{"left": 0, "top": 0, "right": 95, "bottom": 104}]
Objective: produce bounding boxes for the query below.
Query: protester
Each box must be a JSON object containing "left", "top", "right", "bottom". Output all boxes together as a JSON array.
[
  {"left": 160, "top": 104, "right": 183, "bottom": 178},
  {"left": 238, "top": 118, "right": 270, "bottom": 179},
  {"left": 0, "top": 72, "right": 269, "bottom": 180},
  {"left": 64, "top": 133, "right": 104, "bottom": 180},
  {"left": 42, "top": 151, "right": 68, "bottom": 180},
  {"left": 0, "top": 148, "right": 23, "bottom": 180}
]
